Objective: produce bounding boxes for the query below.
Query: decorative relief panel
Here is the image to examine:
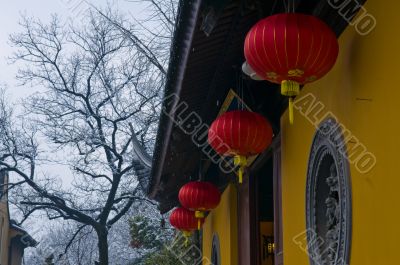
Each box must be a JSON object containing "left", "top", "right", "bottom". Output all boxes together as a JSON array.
[
  {"left": 306, "top": 118, "right": 352, "bottom": 265},
  {"left": 211, "top": 234, "right": 221, "bottom": 265}
]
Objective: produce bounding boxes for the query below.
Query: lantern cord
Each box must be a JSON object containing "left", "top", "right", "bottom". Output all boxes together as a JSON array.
[
  {"left": 237, "top": 66, "right": 245, "bottom": 111},
  {"left": 286, "top": 0, "right": 296, "bottom": 13},
  {"left": 283, "top": 0, "right": 288, "bottom": 13},
  {"left": 236, "top": 66, "right": 240, "bottom": 110},
  {"left": 241, "top": 73, "right": 244, "bottom": 110},
  {"left": 198, "top": 158, "right": 203, "bottom": 181},
  {"left": 270, "top": 0, "right": 278, "bottom": 15},
  {"left": 239, "top": 72, "right": 244, "bottom": 110}
]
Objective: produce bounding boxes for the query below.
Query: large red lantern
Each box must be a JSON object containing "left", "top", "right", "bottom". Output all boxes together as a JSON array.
[
  {"left": 208, "top": 110, "right": 273, "bottom": 183},
  {"left": 179, "top": 181, "right": 221, "bottom": 229},
  {"left": 170, "top": 207, "right": 204, "bottom": 245},
  {"left": 244, "top": 13, "right": 339, "bottom": 124}
]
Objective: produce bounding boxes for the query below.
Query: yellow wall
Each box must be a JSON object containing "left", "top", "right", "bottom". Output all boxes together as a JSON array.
[
  {"left": 202, "top": 184, "right": 238, "bottom": 265},
  {"left": 281, "top": 1, "right": 400, "bottom": 265}
]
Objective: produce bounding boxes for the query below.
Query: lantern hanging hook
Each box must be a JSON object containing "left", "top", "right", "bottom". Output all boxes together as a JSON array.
[{"left": 195, "top": 211, "right": 205, "bottom": 230}]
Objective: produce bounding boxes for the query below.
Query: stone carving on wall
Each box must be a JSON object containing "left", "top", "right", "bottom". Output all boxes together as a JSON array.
[{"left": 306, "top": 118, "right": 352, "bottom": 265}]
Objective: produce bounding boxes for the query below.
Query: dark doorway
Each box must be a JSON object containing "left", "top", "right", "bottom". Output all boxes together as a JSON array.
[
  {"left": 257, "top": 158, "right": 275, "bottom": 265},
  {"left": 237, "top": 135, "right": 283, "bottom": 265},
  {"left": 255, "top": 136, "right": 283, "bottom": 265}
]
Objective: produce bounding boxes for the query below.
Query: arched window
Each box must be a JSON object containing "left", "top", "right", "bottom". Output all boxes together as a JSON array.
[{"left": 211, "top": 234, "right": 221, "bottom": 265}]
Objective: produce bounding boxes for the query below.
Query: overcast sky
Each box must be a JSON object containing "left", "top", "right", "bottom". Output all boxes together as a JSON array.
[
  {"left": 0, "top": 0, "right": 150, "bottom": 180},
  {"left": 0, "top": 0, "right": 143, "bottom": 100},
  {"left": 0, "top": 0, "right": 151, "bottom": 234},
  {"left": 0, "top": 0, "right": 146, "bottom": 179}
]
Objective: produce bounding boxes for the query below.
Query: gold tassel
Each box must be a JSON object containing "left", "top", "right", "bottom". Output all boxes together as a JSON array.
[
  {"left": 238, "top": 167, "right": 244, "bottom": 184},
  {"left": 182, "top": 231, "right": 192, "bottom": 247},
  {"left": 234, "top": 155, "right": 247, "bottom": 184},
  {"left": 289, "top": 97, "right": 294, "bottom": 124},
  {"left": 281, "top": 80, "right": 300, "bottom": 125}
]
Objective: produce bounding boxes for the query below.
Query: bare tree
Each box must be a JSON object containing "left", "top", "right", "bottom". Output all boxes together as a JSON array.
[
  {"left": 24, "top": 222, "right": 97, "bottom": 265},
  {"left": 0, "top": 4, "right": 176, "bottom": 264},
  {"left": 121, "top": 0, "right": 177, "bottom": 60},
  {"left": 24, "top": 205, "right": 151, "bottom": 265}
]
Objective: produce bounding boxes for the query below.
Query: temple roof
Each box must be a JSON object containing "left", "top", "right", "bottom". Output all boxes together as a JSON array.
[{"left": 134, "top": 0, "right": 366, "bottom": 213}]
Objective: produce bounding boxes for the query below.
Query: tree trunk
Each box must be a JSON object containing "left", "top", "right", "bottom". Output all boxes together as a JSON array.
[{"left": 96, "top": 227, "right": 109, "bottom": 265}]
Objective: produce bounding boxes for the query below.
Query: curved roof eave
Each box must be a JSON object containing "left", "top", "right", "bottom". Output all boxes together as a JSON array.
[{"left": 146, "top": 0, "right": 204, "bottom": 199}]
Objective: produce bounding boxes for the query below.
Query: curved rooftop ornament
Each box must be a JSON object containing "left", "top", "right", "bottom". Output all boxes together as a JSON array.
[{"left": 129, "top": 124, "right": 152, "bottom": 193}]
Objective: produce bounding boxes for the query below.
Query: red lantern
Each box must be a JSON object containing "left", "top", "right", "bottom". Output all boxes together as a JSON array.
[
  {"left": 170, "top": 207, "right": 203, "bottom": 231},
  {"left": 179, "top": 181, "right": 221, "bottom": 229},
  {"left": 170, "top": 207, "right": 204, "bottom": 245},
  {"left": 208, "top": 110, "right": 273, "bottom": 183},
  {"left": 244, "top": 13, "right": 339, "bottom": 123}
]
